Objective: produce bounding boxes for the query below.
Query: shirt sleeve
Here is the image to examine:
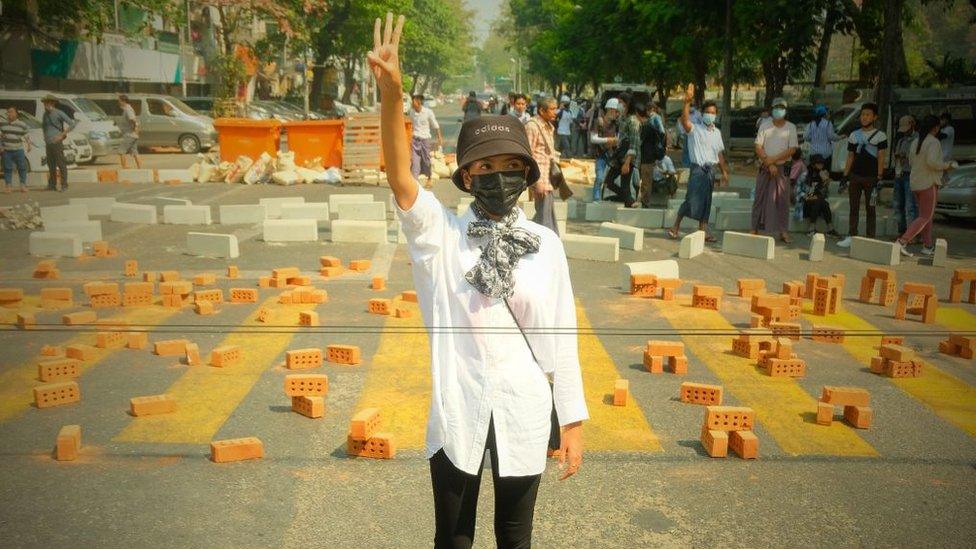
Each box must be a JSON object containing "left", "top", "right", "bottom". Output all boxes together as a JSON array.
[
  {"left": 427, "top": 109, "right": 440, "bottom": 131},
  {"left": 394, "top": 186, "right": 449, "bottom": 263},
  {"left": 61, "top": 111, "right": 78, "bottom": 132},
  {"left": 755, "top": 126, "right": 766, "bottom": 147},
  {"left": 549, "top": 242, "right": 589, "bottom": 427},
  {"left": 875, "top": 131, "right": 888, "bottom": 150},
  {"left": 847, "top": 132, "right": 859, "bottom": 152}
]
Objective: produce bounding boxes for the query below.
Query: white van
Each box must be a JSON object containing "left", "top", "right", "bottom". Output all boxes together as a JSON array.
[
  {"left": 0, "top": 90, "right": 122, "bottom": 162},
  {"left": 0, "top": 110, "right": 80, "bottom": 172},
  {"left": 85, "top": 93, "right": 217, "bottom": 153}
]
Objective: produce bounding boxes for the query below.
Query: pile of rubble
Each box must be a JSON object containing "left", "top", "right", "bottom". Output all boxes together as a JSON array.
[
  {"left": 0, "top": 201, "right": 42, "bottom": 230},
  {"left": 188, "top": 151, "right": 343, "bottom": 186}
]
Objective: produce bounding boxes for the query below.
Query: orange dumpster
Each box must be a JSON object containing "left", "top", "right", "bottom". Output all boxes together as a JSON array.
[
  {"left": 282, "top": 120, "right": 344, "bottom": 168},
  {"left": 213, "top": 119, "right": 281, "bottom": 163}
]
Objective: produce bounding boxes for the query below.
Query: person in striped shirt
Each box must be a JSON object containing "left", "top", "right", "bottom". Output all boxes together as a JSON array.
[{"left": 1, "top": 107, "right": 31, "bottom": 193}]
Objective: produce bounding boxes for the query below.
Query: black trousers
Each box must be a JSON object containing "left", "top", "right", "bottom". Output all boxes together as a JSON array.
[
  {"left": 603, "top": 162, "right": 636, "bottom": 205},
  {"left": 45, "top": 142, "right": 68, "bottom": 189},
  {"left": 429, "top": 417, "right": 543, "bottom": 549}
]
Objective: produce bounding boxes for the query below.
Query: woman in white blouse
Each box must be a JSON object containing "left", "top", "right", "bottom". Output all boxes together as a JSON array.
[{"left": 367, "top": 13, "right": 588, "bottom": 549}]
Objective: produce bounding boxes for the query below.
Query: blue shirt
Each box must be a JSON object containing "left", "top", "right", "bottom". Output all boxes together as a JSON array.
[
  {"left": 42, "top": 108, "right": 77, "bottom": 145},
  {"left": 805, "top": 118, "right": 838, "bottom": 158}
]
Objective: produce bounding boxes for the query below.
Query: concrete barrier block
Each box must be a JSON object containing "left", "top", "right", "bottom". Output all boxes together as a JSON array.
[
  {"left": 71, "top": 170, "right": 99, "bottom": 184},
  {"left": 118, "top": 169, "right": 154, "bottom": 183},
  {"left": 187, "top": 232, "right": 240, "bottom": 258},
  {"left": 330, "top": 220, "right": 388, "bottom": 243},
  {"left": 667, "top": 198, "right": 685, "bottom": 210},
  {"left": 156, "top": 169, "right": 193, "bottom": 183},
  {"left": 584, "top": 202, "right": 619, "bottom": 222},
  {"left": 932, "top": 238, "right": 947, "bottom": 267},
  {"left": 553, "top": 201, "right": 568, "bottom": 221},
  {"left": 329, "top": 193, "right": 375, "bottom": 214},
  {"left": 849, "top": 236, "right": 899, "bottom": 266},
  {"left": 715, "top": 210, "right": 752, "bottom": 231},
  {"left": 69, "top": 197, "right": 115, "bottom": 216},
  {"left": 721, "top": 231, "right": 775, "bottom": 260},
  {"left": 566, "top": 198, "right": 587, "bottom": 220},
  {"left": 336, "top": 202, "right": 386, "bottom": 221},
  {"left": 163, "top": 205, "right": 212, "bottom": 225},
  {"left": 28, "top": 172, "right": 48, "bottom": 186},
  {"left": 557, "top": 218, "right": 567, "bottom": 236},
  {"left": 40, "top": 205, "right": 88, "bottom": 225},
  {"left": 219, "top": 204, "right": 267, "bottom": 225},
  {"left": 598, "top": 222, "right": 643, "bottom": 251},
  {"left": 679, "top": 230, "right": 705, "bottom": 259},
  {"left": 280, "top": 203, "right": 330, "bottom": 223},
  {"left": 259, "top": 197, "right": 305, "bottom": 218},
  {"left": 262, "top": 219, "right": 318, "bottom": 242},
  {"left": 111, "top": 203, "right": 157, "bottom": 224},
  {"left": 29, "top": 232, "right": 82, "bottom": 257},
  {"left": 614, "top": 208, "right": 666, "bottom": 229},
  {"left": 664, "top": 209, "right": 706, "bottom": 230},
  {"left": 45, "top": 220, "right": 102, "bottom": 243},
  {"left": 562, "top": 233, "right": 619, "bottom": 262},
  {"left": 621, "top": 260, "right": 679, "bottom": 290},
  {"left": 809, "top": 233, "right": 825, "bottom": 262}
]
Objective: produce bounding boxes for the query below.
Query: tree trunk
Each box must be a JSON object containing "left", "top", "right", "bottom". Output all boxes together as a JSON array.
[
  {"left": 341, "top": 58, "right": 356, "bottom": 103},
  {"left": 813, "top": 2, "right": 839, "bottom": 88},
  {"left": 692, "top": 46, "right": 707, "bottom": 106},
  {"left": 720, "top": 0, "right": 734, "bottom": 148},
  {"left": 875, "top": 0, "right": 904, "bottom": 135}
]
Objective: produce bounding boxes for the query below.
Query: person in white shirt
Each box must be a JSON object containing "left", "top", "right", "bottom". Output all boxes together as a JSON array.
[
  {"left": 752, "top": 97, "right": 799, "bottom": 243},
  {"left": 117, "top": 94, "right": 141, "bottom": 169},
  {"left": 368, "top": 14, "right": 587, "bottom": 548},
  {"left": 509, "top": 93, "right": 531, "bottom": 124},
  {"left": 408, "top": 94, "right": 443, "bottom": 189}
]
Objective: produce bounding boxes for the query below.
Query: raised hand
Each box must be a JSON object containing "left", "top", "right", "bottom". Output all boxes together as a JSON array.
[{"left": 367, "top": 12, "right": 406, "bottom": 96}]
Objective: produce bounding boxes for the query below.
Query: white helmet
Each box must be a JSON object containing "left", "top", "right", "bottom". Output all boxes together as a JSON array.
[{"left": 604, "top": 97, "right": 620, "bottom": 111}]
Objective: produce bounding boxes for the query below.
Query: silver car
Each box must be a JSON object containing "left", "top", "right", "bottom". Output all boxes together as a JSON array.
[
  {"left": 85, "top": 93, "right": 218, "bottom": 153},
  {"left": 935, "top": 164, "right": 976, "bottom": 219}
]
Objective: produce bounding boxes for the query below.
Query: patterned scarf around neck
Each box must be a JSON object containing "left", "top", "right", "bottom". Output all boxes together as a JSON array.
[{"left": 464, "top": 202, "right": 541, "bottom": 299}]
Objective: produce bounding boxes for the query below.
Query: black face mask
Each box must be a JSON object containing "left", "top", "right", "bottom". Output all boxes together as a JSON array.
[{"left": 469, "top": 169, "right": 527, "bottom": 217}]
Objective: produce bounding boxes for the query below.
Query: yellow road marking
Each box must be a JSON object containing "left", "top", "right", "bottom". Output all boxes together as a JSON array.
[
  {"left": 935, "top": 307, "right": 976, "bottom": 332},
  {"left": 0, "top": 304, "right": 180, "bottom": 423},
  {"left": 655, "top": 297, "right": 876, "bottom": 456},
  {"left": 115, "top": 297, "right": 307, "bottom": 444},
  {"left": 0, "top": 295, "right": 43, "bottom": 324},
  {"left": 803, "top": 305, "right": 976, "bottom": 437}
]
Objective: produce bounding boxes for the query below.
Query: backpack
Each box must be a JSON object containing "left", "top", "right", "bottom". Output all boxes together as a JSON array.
[
  {"left": 851, "top": 129, "right": 881, "bottom": 177},
  {"left": 639, "top": 119, "right": 665, "bottom": 162}
]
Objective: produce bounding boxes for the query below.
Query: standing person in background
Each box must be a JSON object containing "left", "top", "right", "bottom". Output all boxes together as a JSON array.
[
  {"left": 752, "top": 97, "right": 799, "bottom": 243},
  {"left": 526, "top": 96, "right": 561, "bottom": 234},
  {"left": 408, "top": 94, "right": 444, "bottom": 190},
  {"left": 500, "top": 92, "right": 514, "bottom": 116},
  {"left": 575, "top": 100, "right": 590, "bottom": 158},
  {"left": 837, "top": 102, "right": 887, "bottom": 248},
  {"left": 938, "top": 111, "right": 954, "bottom": 163},
  {"left": 1, "top": 106, "right": 31, "bottom": 193},
  {"left": 896, "top": 114, "right": 958, "bottom": 257},
  {"left": 555, "top": 97, "right": 573, "bottom": 158},
  {"left": 892, "top": 115, "right": 918, "bottom": 235},
  {"left": 667, "top": 84, "right": 729, "bottom": 241},
  {"left": 805, "top": 104, "right": 838, "bottom": 167},
  {"left": 638, "top": 102, "right": 665, "bottom": 207},
  {"left": 602, "top": 94, "right": 641, "bottom": 207},
  {"left": 117, "top": 95, "right": 142, "bottom": 169},
  {"left": 588, "top": 98, "right": 619, "bottom": 201},
  {"left": 462, "top": 91, "right": 482, "bottom": 121},
  {"left": 40, "top": 94, "right": 76, "bottom": 192},
  {"left": 509, "top": 94, "right": 531, "bottom": 124}
]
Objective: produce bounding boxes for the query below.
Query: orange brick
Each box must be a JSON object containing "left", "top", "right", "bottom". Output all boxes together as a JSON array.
[
  {"left": 160, "top": 280, "right": 193, "bottom": 295},
  {"left": 286, "top": 348, "right": 324, "bottom": 370},
  {"left": 320, "top": 266, "right": 344, "bottom": 278},
  {"left": 816, "top": 401, "right": 834, "bottom": 425},
  {"left": 704, "top": 406, "right": 755, "bottom": 432},
  {"left": 680, "top": 382, "right": 723, "bottom": 405},
  {"left": 368, "top": 298, "right": 392, "bottom": 315},
  {"left": 16, "top": 312, "right": 35, "bottom": 329},
  {"left": 160, "top": 270, "right": 181, "bottom": 282},
  {"left": 291, "top": 395, "right": 325, "bottom": 419},
  {"left": 284, "top": 374, "right": 329, "bottom": 397},
  {"left": 346, "top": 432, "right": 396, "bottom": 459},
  {"left": 192, "top": 273, "right": 216, "bottom": 286},
  {"left": 782, "top": 281, "right": 804, "bottom": 298},
  {"left": 349, "top": 259, "right": 372, "bottom": 272},
  {"left": 34, "top": 259, "right": 56, "bottom": 272},
  {"left": 227, "top": 265, "right": 239, "bottom": 279},
  {"left": 40, "top": 345, "right": 62, "bottom": 357},
  {"left": 287, "top": 275, "right": 312, "bottom": 286},
  {"left": 299, "top": 310, "right": 319, "bottom": 326},
  {"left": 371, "top": 276, "right": 386, "bottom": 290},
  {"left": 327, "top": 344, "right": 362, "bottom": 365},
  {"left": 90, "top": 292, "right": 121, "bottom": 309},
  {"left": 612, "top": 379, "right": 628, "bottom": 406},
  {"left": 258, "top": 276, "right": 272, "bottom": 288},
  {"left": 126, "top": 332, "right": 148, "bottom": 350},
  {"left": 278, "top": 291, "right": 294, "bottom": 305},
  {"left": 37, "top": 358, "right": 81, "bottom": 382},
  {"left": 228, "top": 288, "right": 258, "bottom": 303},
  {"left": 130, "top": 394, "right": 177, "bottom": 416},
  {"left": 821, "top": 386, "right": 870, "bottom": 407},
  {"left": 184, "top": 342, "right": 202, "bottom": 366},
  {"left": 630, "top": 274, "right": 658, "bottom": 297},
  {"left": 880, "top": 335, "right": 904, "bottom": 346},
  {"left": 161, "top": 294, "right": 184, "bottom": 308},
  {"left": 350, "top": 408, "right": 381, "bottom": 441},
  {"left": 843, "top": 405, "right": 873, "bottom": 429},
  {"left": 55, "top": 425, "right": 81, "bottom": 461},
  {"left": 400, "top": 290, "right": 418, "bottom": 303},
  {"left": 34, "top": 381, "right": 80, "bottom": 409},
  {"left": 193, "top": 289, "right": 224, "bottom": 304},
  {"left": 83, "top": 281, "right": 119, "bottom": 296},
  {"left": 123, "top": 282, "right": 153, "bottom": 296},
  {"left": 122, "top": 292, "right": 153, "bottom": 307},
  {"left": 693, "top": 284, "right": 723, "bottom": 298},
  {"left": 645, "top": 340, "right": 684, "bottom": 357},
  {"left": 761, "top": 358, "right": 806, "bottom": 377},
  {"left": 272, "top": 267, "right": 301, "bottom": 279},
  {"left": 310, "top": 289, "right": 328, "bottom": 303},
  {"left": 869, "top": 356, "right": 885, "bottom": 374},
  {"left": 123, "top": 260, "right": 138, "bottom": 277},
  {"left": 40, "top": 287, "right": 72, "bottom": 301},
  {"left": 729, "top": 430, "right": 758, "bottom": 459},
  {"left": 256, "top": 308, "right": 270, "bottom": 323},
  {"left": 319, "top": 256, "right": 342, "bottom": 268},
  {"left": 700, "top": 427, "right": 728, "bottom": 458},
  {"left": 96, "top": 331, "right": 127, "bottom": 349},
  {"left": 65, "top": 344, "right": 97, "bottom": 361},
  {"left": 142, "top": 272, "right": 157, "bottom": 282},
  {"left": 194, "top": 300, "right": 216, "bottom": 315},
  {"left": 394, "top": 307, "right": 413, "bottom": 318},
  {"left": 642, "top": 351, "right": 663, "bottom": 373},
  {"left": 884, "top": 359, "right": 922, "bottom": 378},
  {"left": 154, "top": 339, "right": 189, "bottom": 356},
  {"left": 879, "top": 344, "right": 914, "bottom": 362},
  {"left": 92, "top": 240, "right": 109, "bottom": 256},
  {"left": 737, "top": 278, "right": 765, "bottom": 298},
  {"left": 97, "top": 168, "right": 118, "bottom": 183},
  {"left": 210, "top": 345, "right": 242, "bottom": 367},
  {"left": 668, "top": 355, "right": 688, "bottom": 374},
  {"left": 811, "top": 325, "right": 845, "bottom": 343},
  {"left": 902, "top": 282, "right": 935, "bottom": 296},
  {"left": 692, "top": 294, "right": 720, "bottom": 310},
  {"left": 769, "top": 322, "right": 801, "bottom": 340},
  {"left": 210, "top": 437, "right": 263, "bottom": 463}
]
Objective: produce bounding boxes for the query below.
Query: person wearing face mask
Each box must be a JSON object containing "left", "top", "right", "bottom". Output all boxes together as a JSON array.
[
  {"left": 369, "top": 14, "right": 588, "bottom": 548},
  {"left": 588, "top": 97, "right": 620, "bottom": 200},
  {"left": 752, "top": 97, "right": 799, "bottom": 243},
  {"left": 525, "top": 96, "right": 562, "bottom": 233},
  {"left": 837, "top": 102, "right": 887, "bottom": 248}
]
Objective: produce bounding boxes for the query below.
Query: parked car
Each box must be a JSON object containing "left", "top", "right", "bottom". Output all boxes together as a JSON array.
[
  {"left": 85, "top": 93, "right": 217, "bottom": 154},
  {"left": 0, "top": 90, "right": 121, "bottom": 162},
  {"left": 935, "top": 163, "right": 976, "bottom": 219},
  {"left": 182, "top": 97, "right": 214, "bottom": 117},
  {"left": 0, "top": 109, "right": 81, "bottom": 172}
]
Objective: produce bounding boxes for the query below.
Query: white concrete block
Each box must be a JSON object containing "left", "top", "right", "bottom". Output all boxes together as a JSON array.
[
  {"left": 262, "top": 219, "right": 319, "bottom": 242},
  {"left": 664, "top": 209, "right": 705, "bottom": 230},
  {"left": 187, "top": 232, "right": 239, "bottom": 258},
  {"left": 69, "top": 197, "right": 115, "bottom": 216},
  {"left": 849, "top": 236, "right": 899, "bottom": 266},
  {"left": 156, "top": 168, "right": 193, "bottom": 183},
  {"left": 40, "top": 205, "right": 88, "bottom": 225},
  {"left": 808, "top": 233, "right": 825, "bottom": 262},
  {"left": 117, "top": 169, "right": 154, "bottom": 183},
  {"left": 280, "top": 203, "right": 330, "bottom": 222},
  {"left": 598, "top": 222, "right": 643, "bottom": 251},
  {"left": 71, "top": 170, "right": 98, "bottom": 184},
  {"left": 721, "top": 231, "right": 775, "bottom": 260},
  {"left": 330, "top": 220, "right": 388, "bottom": 243},
  {"left": 336, "top": 201, "right": 386, "bottom": 221},
  {"left": 553, "top": 201, "right": 568, "bottom": 221},
  {"left": 153, "top": 197, "right": 192, "bottom": 207},
  {"left": 28, "top": 172, "right": 48, "bottom": 186},
  {"left": 932, "top": 238, "right": 947, "bottom": 267},
  {"left": 219, "top": 204, "right": 267, "bottom": 225},
  {"left": 667, "top": 198, "right": 685, "bottom": 210},
  {"left": 584, "top": 202, "right": 619, "bottom": 222},
  {"left": 679, "top": 230, "right": 705, "bottom": 259},
  {"left": 259, "top": 197, "right": 305, "bottom": 218},
  {"left": 44, "top": 220, "right": 102, "bottom": 243},
  {"left": 712, "top": 192, "right": 739, "bottom": 200},
  {"left": 110, "top": 203, "right": 157, "bottom": 224},
  {"left": 620, "top": 260, "right": 679, "bottom": 290},
  {"left": 557, "top": 218, "right": 566, "bottom": 236},
  {"left": 715, "top": 210, "right": 752, "bottom": 231},
  {"left": 29, "top": 232, "right": 82, "bottom": 257},
  {"left": 163, "top": 205, "right": 212, "bottom": 225},
  {"left": 561, "top": 233, "right": 619, "bottom": 262},
  {"left": 566, "top": 198, "right": 587, "bottom": 220},
  {"left": 329, "top": 193, "right": 376, "bottom": 214},
  {"left": 614, "top": 208, "right": 666, "bottom": 229}
]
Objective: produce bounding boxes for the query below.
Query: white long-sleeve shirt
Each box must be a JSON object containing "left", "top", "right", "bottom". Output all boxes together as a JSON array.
[{"left": 395, "top": 187, "right": 589, "bottom": 477}]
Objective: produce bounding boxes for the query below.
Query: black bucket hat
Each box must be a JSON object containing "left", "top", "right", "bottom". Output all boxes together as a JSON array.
[{"left": 450, "top": 115, "right": 540, "bottom": 192}]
